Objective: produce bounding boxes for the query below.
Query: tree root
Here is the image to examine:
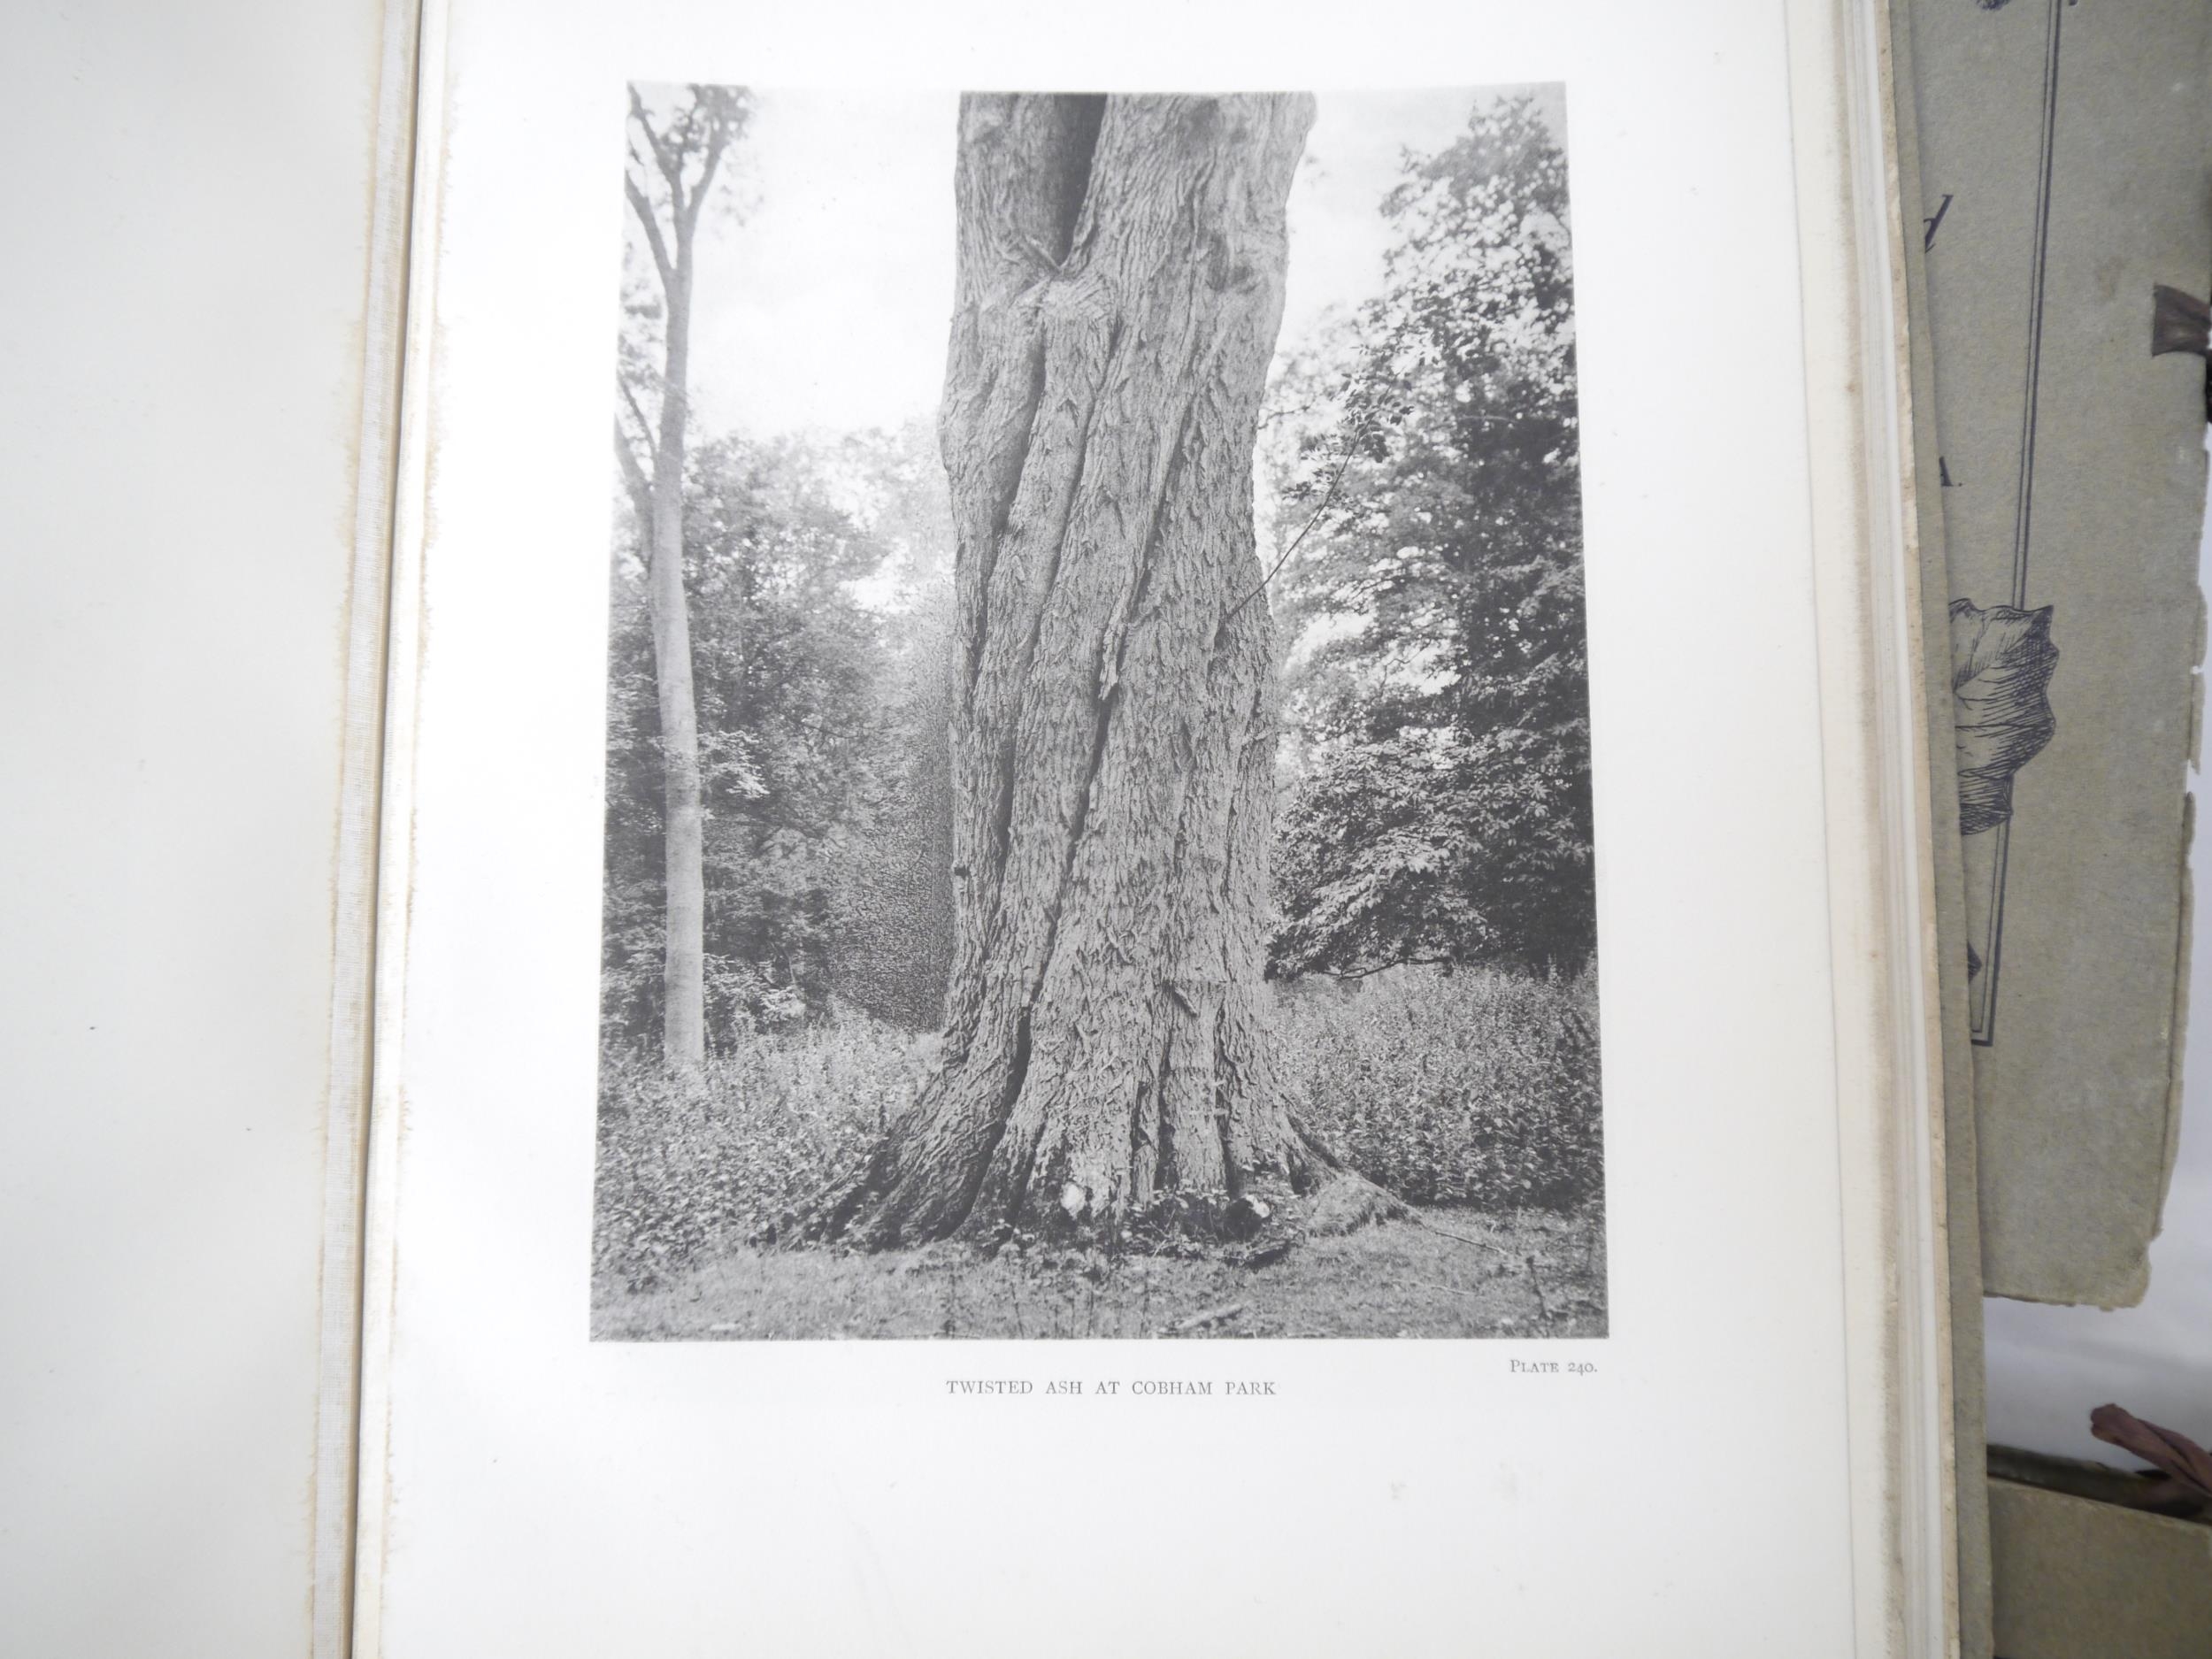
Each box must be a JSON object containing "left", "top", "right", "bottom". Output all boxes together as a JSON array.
[
  {"left": 1302, "top": 1171, "right": 1409, "bottom": 1237},
  {"left": 765, "top": 1118, "right": 1407, "bottom": 1265},
  {"left": 1406, "top": 1211, "right": 1510, "bottom": 1255}
]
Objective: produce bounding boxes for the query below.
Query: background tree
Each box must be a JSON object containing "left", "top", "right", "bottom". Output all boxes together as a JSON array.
[
  {"left": 1266, "top": 96, "right": 1591, "bottom": 979},
  {"left": 822, "top": 420, "right": 960, "bottom": 1031},
  {"left": 614, "top": 83, "right": 751, "bottom": 1072},
  {"left": 603, "top": 434, "right": 897, "bottom": 1046},
  {"left": 817, "top": 92, "right": 1339, "bottom": 1248}
]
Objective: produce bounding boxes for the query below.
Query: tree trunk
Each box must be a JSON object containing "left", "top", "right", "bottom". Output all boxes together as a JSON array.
[
  {"left": 649, "top": 240, "right": 707, "bottom": 1073},
  {"left": 619, "top": 91, "right": 740, "bottom": 1076},
  {"left": 820, "top": 92, "right": 1331, "bottom": 1247}
]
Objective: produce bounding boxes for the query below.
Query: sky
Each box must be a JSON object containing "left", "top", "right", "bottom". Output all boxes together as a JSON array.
[{"left": 672, "top": 85, "right": 1567, "bottom": 443}]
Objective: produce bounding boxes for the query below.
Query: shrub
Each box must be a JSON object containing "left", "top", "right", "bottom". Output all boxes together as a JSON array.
[
  {"left": 593, "top": 1012, "right": 928, "bottom": 1288},
  {"left": 595, "top": 971, "right": 1601, "bottom": 1290},
  {"left": 1275, "top": 964, "right": 1602, "bottom": 1213}
]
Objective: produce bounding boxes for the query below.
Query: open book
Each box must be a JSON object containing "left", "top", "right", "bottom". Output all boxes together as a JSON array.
[{"left": 4, "top": 0, "right": 1997, "bottom": 1655}]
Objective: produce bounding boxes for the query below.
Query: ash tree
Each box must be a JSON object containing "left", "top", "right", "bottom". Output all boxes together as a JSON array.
[
  {"left": 1268, "top": 96, "right": 1592, "bottom": 981},
  {"left": 613, "top": 83, "right": 751, "bottom": 1072},
  {"left": 817, "top": 92, "right": 1346, "bottom": 1248}
]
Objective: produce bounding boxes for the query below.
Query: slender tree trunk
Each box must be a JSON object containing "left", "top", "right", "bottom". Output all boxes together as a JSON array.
[
  {"left": 820, "top": 92, "right": 1334, "bottom": 1247},
  {"left": 649, "top": 241, "right": 707, "bottom": 1073},
  {"left": 618, "top": 91, "right": 739, "bottom": 1076}
]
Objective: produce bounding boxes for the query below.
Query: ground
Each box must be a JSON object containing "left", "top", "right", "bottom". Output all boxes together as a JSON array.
[{"left": 593, "top": 1205, "right": 1605, "bottom": 1340}]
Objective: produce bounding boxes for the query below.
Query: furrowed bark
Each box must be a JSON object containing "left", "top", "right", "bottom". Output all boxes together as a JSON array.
[{"left": 819, "top": 92, "right": 1333, "bottom": 1247}]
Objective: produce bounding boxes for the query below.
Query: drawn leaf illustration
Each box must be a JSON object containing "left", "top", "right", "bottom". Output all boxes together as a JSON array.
[{"left": 1950, "top": 598, "right": 2058, "bottom": 837}]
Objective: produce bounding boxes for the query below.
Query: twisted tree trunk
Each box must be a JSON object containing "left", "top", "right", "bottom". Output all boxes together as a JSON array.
[{"left": 819, "top": 92, "right": 1335, "bottom": 1247}]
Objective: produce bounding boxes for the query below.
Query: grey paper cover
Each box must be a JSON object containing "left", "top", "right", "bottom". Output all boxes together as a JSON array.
[
  {"left": 1988, "top": 1478, "right": 2212, "bottom": 1659},
  {"left": 1903, "top": 0, "right": 2209, "bottom": 1308}
]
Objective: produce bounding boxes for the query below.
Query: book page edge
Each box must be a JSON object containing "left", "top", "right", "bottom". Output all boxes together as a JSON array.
[
  {"left": 1787, "top": 0, "right": 1962, "bottom": 1653},
  {"left": 348, "top": 1, "right": 450, "bottom": 1652},
  {"left": 310, "top": 1, "right": 429, "bottom": 1655}
]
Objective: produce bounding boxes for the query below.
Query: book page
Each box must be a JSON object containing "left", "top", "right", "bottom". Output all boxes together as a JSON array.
[
  {"left": 357, "top": 1, "right": 1940, "bottom": 1652},
  {"left": 0, "top": 1, "right": 407, "bottom": 1654}
]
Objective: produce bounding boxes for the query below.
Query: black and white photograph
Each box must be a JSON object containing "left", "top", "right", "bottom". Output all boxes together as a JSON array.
[
  {"left": 593, "top": 84, "right": 1601, "bottom": 1340},
  {"left": 47, "top": 0, "right": 2212, "bottom": 1646}
]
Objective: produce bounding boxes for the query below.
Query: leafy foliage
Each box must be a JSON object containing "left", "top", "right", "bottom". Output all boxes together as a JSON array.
[
  {"left": 1268, "top": 96, "right": 1593, "bottom": 978},
  {"left": 1278, "top": 965, "right": 1601, "bottom": 1212},
  {"left": 818, "top": 424, "right": 957, "bottom": 1030},
  {"left": 602, "top": 428, "right": 955, "bottom": 1048},
  {"left": 595, "top": 972, "right": 1601, "bottom": 1294},
  {"left": 594, "top": 1016, "right": 933, "bottom": 1289}
]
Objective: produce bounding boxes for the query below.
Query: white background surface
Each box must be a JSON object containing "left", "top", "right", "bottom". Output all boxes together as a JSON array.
[
  {"left": 0, "top": 1, "right": 385, "bottom": 1653},
  {"left": 364, "top": 4, "right": 1870, "bottom": 1655}
]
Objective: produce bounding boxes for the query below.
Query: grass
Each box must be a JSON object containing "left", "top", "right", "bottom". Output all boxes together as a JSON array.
[
  {"left": 1281, "top": 966, "right": 1601, "bottom": 1212},
  {"left": 594, "top": 966, "right": 1604, "bottom": 1302},
  {"left": 592, "top": 965, "right": 1608, "bottom": 1338},
  {"left": 592, "top": 1204, "right": 1605, "bottom": 1340}
]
